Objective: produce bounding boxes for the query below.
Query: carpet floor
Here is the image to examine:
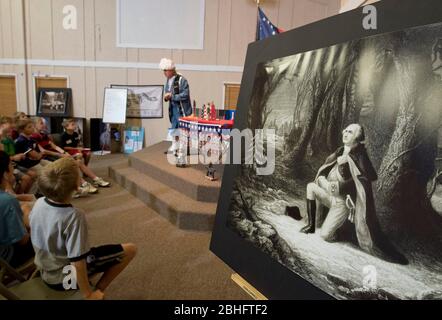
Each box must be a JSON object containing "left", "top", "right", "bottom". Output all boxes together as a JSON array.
[{"left": 71, "top": 154, "right": 249, "bottom": 300}]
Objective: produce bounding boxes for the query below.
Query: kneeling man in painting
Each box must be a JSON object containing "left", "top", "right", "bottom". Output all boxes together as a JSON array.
[{"left": 300, "top": 123, "right": 407, "bottom": 264}]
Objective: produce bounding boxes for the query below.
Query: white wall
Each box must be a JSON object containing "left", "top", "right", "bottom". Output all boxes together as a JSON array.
[
  {"left": 0, "top": 0, "right": 340, "bottom": 147},
  {"left": 340, "top": 0, "right": 380, "bottom": 12}
]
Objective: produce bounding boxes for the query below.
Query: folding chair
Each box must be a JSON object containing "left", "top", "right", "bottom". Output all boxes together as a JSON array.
[
  {"left": 0, "top": 258, "right": 83, "bottom": 300},
  {"left": 0, "top": 257, "right": 36, "bottom": 284}
]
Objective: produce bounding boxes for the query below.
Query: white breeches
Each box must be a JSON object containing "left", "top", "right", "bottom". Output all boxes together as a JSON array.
[{"left": 306, "top": 181, "right": 349, "bottom": 241}]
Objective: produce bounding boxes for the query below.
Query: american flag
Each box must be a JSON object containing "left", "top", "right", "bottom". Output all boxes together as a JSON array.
[{"left": 256, "top": 7, "right": 283, "bottom": 41}]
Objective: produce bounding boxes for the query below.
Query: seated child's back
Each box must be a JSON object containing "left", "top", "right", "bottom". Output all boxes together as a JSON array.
[
  {"left": 30, "top": 157, "right": 136, "bottom": 299},
  {"left": 30, "top": 157, "right": 89, "bottom": 285},
  {"left": 30, "top": 196, "right": 89, "bottom": 284}
]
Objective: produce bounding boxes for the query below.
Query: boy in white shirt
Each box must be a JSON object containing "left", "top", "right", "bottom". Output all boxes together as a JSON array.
[{"left": 30, "top": 157, "right": 136, "bottom": 299}]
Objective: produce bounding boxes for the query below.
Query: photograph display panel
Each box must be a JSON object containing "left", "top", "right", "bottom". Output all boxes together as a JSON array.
[{"left": 37, "top": 88, "right": 72, "bottom": 117}]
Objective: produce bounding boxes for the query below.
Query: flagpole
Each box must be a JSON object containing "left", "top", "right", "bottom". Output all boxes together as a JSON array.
[{"left": 255, "top": 0, "right": 261, "bottom": 41}]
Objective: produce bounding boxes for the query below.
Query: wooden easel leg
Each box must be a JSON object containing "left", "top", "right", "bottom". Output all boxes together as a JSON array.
[{"left": 231, "top": 273, "right": 268, "bottom": 300}]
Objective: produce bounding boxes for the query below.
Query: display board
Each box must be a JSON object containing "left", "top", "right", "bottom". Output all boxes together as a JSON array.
[
  {"left": 103, "top": 88, "right": 127, "bottom": 124},
  {"left": 124, "top": 127, "right": 144, "bottom": 154},
  {"left": 110, "top": 85, "right": 163, "bottom": 118},
  {"left": 210, "top": 0, "right": 442, "bottom": 300}
]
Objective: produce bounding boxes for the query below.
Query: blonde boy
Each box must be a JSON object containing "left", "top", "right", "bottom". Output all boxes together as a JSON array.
[
  {"left": 30, "top": 158, "right": 136, "bottom": 300},
  {"left": 9, "top": 112, "right": 28, "bottom": 140}
]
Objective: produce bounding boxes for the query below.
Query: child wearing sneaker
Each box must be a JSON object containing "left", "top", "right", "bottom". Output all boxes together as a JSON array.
[
  {"left": 31, "top": 117, "right": 103, "bottom": 197},
  {"left": 61, "top": 118, "right": 91, "bottom": 163},
  {"left": 13, "top": 119, "right": 51, "bottom": 175},
  {"left": 29, "top": 157, "right": 137, "bottom": 300},
  {"left": 60, "top": 118, "right": 110, "bottom": 189}
]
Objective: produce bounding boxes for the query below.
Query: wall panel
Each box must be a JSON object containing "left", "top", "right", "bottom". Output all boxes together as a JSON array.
[
  {"left": 84, "top": 67, "right": 97, "bottom": 118},
  {"left": 84, "top": 0, "right": 95, "bottom": 60},
  {"left": 28, "top": 0, "right": 53, "bottom": 59},
  {"left": 183, "top": 0, "right": 218, "bottom": 65},
  {"left": 229, "top": 0, "right": 256, "bottom": 66},
  {"left": 94, "top": 0, "right": 127, "bottom": 62},
  {"left": 216, "top": 0, "right": 232, "bottom": 66},
  {"left": 10, "top": 0, "right": 26, "bottom": 58},
  {"left": 0, "top": 0, "right": 13, "bottom": 58},
  {"left": 293, "top": 0, "right": 329, "bottom": 28}
]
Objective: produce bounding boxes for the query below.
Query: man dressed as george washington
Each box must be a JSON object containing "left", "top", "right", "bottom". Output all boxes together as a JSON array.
[{"left": 299, "top": 123, "right": 407, "bottom": 264}]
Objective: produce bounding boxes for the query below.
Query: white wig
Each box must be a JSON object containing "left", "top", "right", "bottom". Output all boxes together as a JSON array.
[
  {"left": 344, "top": 123, "right": 365, "bottom": 143},
  {"left": 159, "top": 58, "right": 175, "bottom": 71}
]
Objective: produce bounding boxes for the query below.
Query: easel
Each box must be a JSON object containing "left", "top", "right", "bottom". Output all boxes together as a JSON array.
[
  {"left": 100, "top": 123, "right": 111, "bottom": 155},
  {"left": 231, "top": 273, "right": 268, "bottom": 300}
]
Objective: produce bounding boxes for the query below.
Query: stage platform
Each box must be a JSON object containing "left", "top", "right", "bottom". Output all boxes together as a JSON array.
[{"left": 109, "top": 141, "right": 224, "bottom": 231}]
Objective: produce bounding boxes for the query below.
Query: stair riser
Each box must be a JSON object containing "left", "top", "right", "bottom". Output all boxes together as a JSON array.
[
  {"left": 129, "top": 156, "right": 220, "bottom": 203},
  {"left": 109, "top": 167, "right": 215, "bottom": 232}
]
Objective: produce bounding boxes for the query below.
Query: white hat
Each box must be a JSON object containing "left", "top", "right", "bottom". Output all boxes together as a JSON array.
[{"left": 159, "top": 58, "right": 175, "bottom": 71}]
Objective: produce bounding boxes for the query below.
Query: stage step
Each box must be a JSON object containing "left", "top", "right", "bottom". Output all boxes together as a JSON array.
[
  {"left": 109, "top": 164, "right": 217, "bottom": 231},
  {"left": 128, "top": 141, "right": 223, "bottom": 203}
]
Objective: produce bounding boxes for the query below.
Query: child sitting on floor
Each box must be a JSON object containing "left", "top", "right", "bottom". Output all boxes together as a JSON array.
[
  {"left": 0, "top": 151, "right": 34, "bottom": 268},
  {"left": 0, "top": 116, "right": 36, "bottom": 194},
  {"left": 30, "top": 157, "right": 137, "bottom": 299},
  {"left": 60, "top": 118, "right": 109, "bottom": 188},
  {"left": 10, "top": 112, "right": 28, "bottom": 140},
  {"left": 14, "top": 119, "right": 51, "bottom": 176},
  {"left": 31, "top": 117, "right": 68, "bottom": 161},
  {"left": 32, "top": 117, "right": 105, "bottom": 197},
  {"left": 61, "top": 118, "right": 91, "bottom": 164}
]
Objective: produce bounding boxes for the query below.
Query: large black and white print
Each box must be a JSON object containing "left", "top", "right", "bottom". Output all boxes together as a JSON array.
[
  {"left": 227, "top": 23, "right": 442, "bottom": 299},
  {"left": 111, "top": 85, "right": 163, "bottom": 118}
]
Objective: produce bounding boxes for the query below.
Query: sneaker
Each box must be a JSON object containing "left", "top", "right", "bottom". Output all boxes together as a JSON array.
[
  {"left": 92, "top": 177, "right": 110, "bottom": 188},
  {"left": 73, "top": 186, "right": 90, "bottom": 198},
  {"left": 82, "top": 181, "right": 98, "bottom": 194}
]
